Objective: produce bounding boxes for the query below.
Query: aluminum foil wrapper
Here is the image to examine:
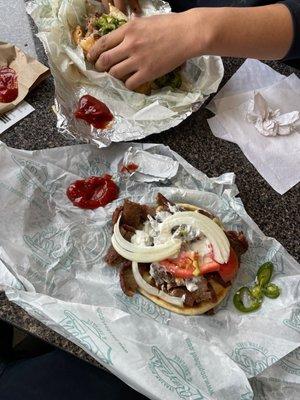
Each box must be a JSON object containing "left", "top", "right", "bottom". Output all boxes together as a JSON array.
[
  {"left": 27, "top": 0, "right": 224, "bottom": 147},
  {"left": 0, "top": 140, "right": 299, "bottom": 400}
]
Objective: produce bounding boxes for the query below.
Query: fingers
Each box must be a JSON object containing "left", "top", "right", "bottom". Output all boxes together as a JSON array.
[
  {"left": 95, "top": 45, "right": 128, "bottom": 72},
  {"left": 87, "top": 27, "right": 125, "bottom": 63},
  {"left": 109, "top": 59, "right": 136, "bottom": 80},
  {"left": 125, "top": 71, "right": 146, "bottom": 91}
]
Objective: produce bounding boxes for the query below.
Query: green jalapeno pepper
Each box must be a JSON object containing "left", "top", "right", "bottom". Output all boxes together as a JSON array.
[
  {"left": 256, "top": 262, "right": 274, "bottom": 287},
  {"left": 233, "top": 287, "right": 262, "bottom": 313},
  {"left": 233, "top": 261, "right": 281, "bottom": 313},
  {"left": 249, "top": 284, "right": 264, "bottom": 300},
  {"left": 264, "top": 283, "right": 280, "bottom": 299}
]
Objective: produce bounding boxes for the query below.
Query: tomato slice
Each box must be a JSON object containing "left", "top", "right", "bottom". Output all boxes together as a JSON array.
[
  {"left": 218, "top": 248, "right": 239, "bottom": 282},
  {"left": 159, "top": 252, "right": 196, "bottom": 278},
  {"left": 159, "top": 248, "right": 239, "bottom": 281},
  {"left": 200, "top": 260, "right": 220, "bottom": 275}
]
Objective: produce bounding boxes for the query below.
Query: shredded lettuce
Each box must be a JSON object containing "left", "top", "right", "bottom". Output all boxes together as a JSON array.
[
  {"left": 93, "top": 14, "right": 126, "bottom": 35},
  {"left": 154, "top": 70, "right": 182, "bottom": 90}
]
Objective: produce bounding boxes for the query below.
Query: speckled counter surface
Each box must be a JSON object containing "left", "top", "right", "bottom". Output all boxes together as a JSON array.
[{"left": 0, "top": 16, "right": 299, "bottom": 367}]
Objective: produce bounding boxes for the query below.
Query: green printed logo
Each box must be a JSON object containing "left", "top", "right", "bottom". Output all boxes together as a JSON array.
[
  {"left": 12, "top": 155, "right": 57, "bottom": 197},
  {"left": 76, "top": 158, "right": 111, "bottom": 177},
  {"left": 115, "top": 293, "right": 170, "bottom": 325},
  {"left": 96, "top": 309, "right": 128, "bottom": 354},
  {"left": 230, "top": 342, "right": 278, "bottom": 376},
  {"left": 185, "top": 338, "right": 213, "bottom": 395},
  {"left": 148, "top": 346, "right": 204, "bottom": 400},
  {"left": 279, "top": 348, "right": 300, "bottom": 376},
  {"left": 60, "top": 310, "right": 113, "bottom": 365},
  {"left": 23, "top": 221, "right": 108, "bottom": 270},
  {"left": 283, "top": 309, "right": 300, "bottom": 333}
]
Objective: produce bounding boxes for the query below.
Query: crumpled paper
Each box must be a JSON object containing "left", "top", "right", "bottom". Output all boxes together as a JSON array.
[
  {"left": 0, "top": 140, "right": 299, "bottom": 400},
  {"left": 26, "top": 0, "right": 224, "bottom": 147},
  {"left": 246, "top": 92, "right": 299, "bottom": 136},
  {"left": 207, "top": 69, "right": 300, "bottom": 195},
  {"left": 0, "top": 42, "right": 49, "bottom": 115}
]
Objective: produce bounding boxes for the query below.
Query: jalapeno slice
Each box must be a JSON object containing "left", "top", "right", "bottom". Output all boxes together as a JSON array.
[
  {"left": 264, "top": 283, "right": 280, "bottom": 299},
  {"left": 256, "top": 262, "right": 274, "bottom": 287},
  {"left": 249, "top": 284, "right": 264, "bottom": 300},
  {"left": 233, "top": 287, "right": 262, "bottom": 313},
  {"left": 233, "top": 261, "right": 281, "bottom": 313}
]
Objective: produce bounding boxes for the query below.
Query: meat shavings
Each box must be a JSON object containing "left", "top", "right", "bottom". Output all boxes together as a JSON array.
[
  {"left": 205, "top": 272, "right": 232, "bottom": 288},
  {"left": 119, "top": 261, "right": 137, "bottom": 297},
  {"left": 226, "top": 231, "right": 248, "bottom": 258},
  {"left": 112, "top": 205, "right": 123, "bottom": 225},
  {"left": 186, "top": 288, "right": 212, "bottom": 307},
  {"left": 105, "top": 199, "right": 149, "bottom": 265},
  {"left": 197, "top": 208, "right": 215, "bottom": 220},
  {"left": 156, "top": 193, "right": 175, "bottom": 209},
  {"left": 207, "top": 282, "right": 218, "bottom": 303},
  {"left": 141, "top": 204, "right": 156, "bottom": 220},
  {"left": 122, "top": 199, "right": 145, "bottom": 228},
  {"left": 104, "top": 245, "right": 125, "bottom": 266},
  {"left": 120, "top": 224, "right": 136, "bottom": 241},
  {"left": 168, "top": 284, "right": 213, "bottom": 308},
  {"left": 105, "top": 224, "right": 135, "bottom": 265}
]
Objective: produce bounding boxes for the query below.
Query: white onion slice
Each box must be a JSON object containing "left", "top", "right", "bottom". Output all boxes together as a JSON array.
[
  {"left": 132, "top": 261, "right": 184, "bottom": 307},
  {"left": 111, "top": 214, "right": 181, "bottom": 263},
  {"left": 114, "top": 215, "right": 179, "bottom": 254},
  {"left": 159, "top": 211, "right": 230, "bottom": 264},
  {"left": 111, "top": 235, "right": 180, "bottom": 262}
]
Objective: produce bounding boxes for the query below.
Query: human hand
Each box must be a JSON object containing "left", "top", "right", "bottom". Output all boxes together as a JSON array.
[
  {"left": 87, "top": 11, "right": 199, "bottom": 91},
  {"left": 101, "top": 0, "right": 141, "bottom": 14}
]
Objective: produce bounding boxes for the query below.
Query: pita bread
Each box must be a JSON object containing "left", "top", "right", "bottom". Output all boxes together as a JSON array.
[
  {"left": 138, "top": 280, "right": 229, "bottom": 316},
  {"left": 79, "top": 34, "right": 98, "bottom": 53},
  {"left": 108, "top": 4, "right": 127, "bottom": 21},
  {"left": 72, "top": 25, "right": 84, "bottom": 46}
]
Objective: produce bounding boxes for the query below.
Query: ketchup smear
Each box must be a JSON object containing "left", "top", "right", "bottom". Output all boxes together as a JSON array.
[
  {"left": 120, "top": 163, "right": 139, "bottom": 173},
  {"left": 74, "top": 94, "right": 113, "bottom": 129},
  {"left": 0, "top": 67, "right": 18, "bottom": 103},
  {"left": 66, "top": 174, "right": 119, "bottom": 209}
]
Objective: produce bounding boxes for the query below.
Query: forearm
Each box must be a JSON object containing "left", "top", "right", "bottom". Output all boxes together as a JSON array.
[{"left": 188, "top": 4, "right": 294, "bottom": 60}]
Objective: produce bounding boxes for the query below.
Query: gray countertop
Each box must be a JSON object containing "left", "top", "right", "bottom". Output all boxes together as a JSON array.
[{"left": 0, "top": 15, "right": 299, "bottom": 368}]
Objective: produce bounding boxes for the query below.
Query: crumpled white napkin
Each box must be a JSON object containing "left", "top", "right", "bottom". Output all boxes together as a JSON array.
[
  {"left": 207, "top": 69, "right": 300, "bottom": 195},
  {"left": 246, "top": 92, "right": 300, "bottom": 136}
]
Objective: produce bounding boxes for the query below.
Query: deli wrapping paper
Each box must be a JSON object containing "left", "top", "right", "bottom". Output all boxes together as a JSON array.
[
  {"left": 26, "top": 0, "right": 224, "bottom": 147},
  {"left": 0, "top": 141, "right": 299, "bottom": 399}
]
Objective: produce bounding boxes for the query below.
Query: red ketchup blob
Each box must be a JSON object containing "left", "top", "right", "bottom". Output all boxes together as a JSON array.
[
  {"left": 66, "top": 174, "right": 119, "bottom": 209},
  {"left": 74, "top": 94, "right": 113, "bottom": 129},
  {"left": 0, "top": 67, "right": 18, "bottom": 103},
  {"left": 120, "top": 163, "right": 139, "bottom": 173}
]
